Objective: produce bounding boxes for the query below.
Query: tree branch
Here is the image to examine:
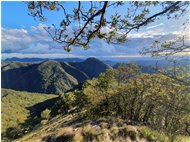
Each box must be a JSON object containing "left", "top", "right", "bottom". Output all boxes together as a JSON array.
[
  {"left": 127, "top": 1, "right": 181, "bottom": 34},
  {"left": 66, "top": 1, "right": 108, "bottom": 47}
]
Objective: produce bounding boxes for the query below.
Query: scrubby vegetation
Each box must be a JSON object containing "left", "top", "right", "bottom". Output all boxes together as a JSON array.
[
  {"left": 47, "top": 63, "right": 190, "bottom": 141},
  {"left": 2, "top": 62, "right": 190, "bottom": 142},
  {"left": 17, "top": 115, "right": 190, "bottom": 142},
  {"left": 23, "top": 117, "right": 189, "bottom": 142}
]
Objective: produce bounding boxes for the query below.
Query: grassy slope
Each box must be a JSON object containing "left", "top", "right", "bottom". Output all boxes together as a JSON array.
[
  {"left": 13, "top": 113, "right": 190, "bottom": 142},
  {"left": 13, "top": 114, "right": 75, "bottom": 142},
  {"left": 1, "top": 89, "right": 57, "bottom": 133}
]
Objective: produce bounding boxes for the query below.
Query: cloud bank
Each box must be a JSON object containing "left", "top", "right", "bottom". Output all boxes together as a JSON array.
[{"left": 2, "top": 23, "right": 186, "bottom": 59}]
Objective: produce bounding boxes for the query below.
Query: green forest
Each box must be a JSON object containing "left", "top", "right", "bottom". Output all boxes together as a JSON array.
[
  {"left": 2, "top": 62, "right": 190, "bottom": 142},
  {"left": 46, "top": 63, "right": 190, "bottom": 141},
  {"left": 1, "top": 89, "right": 57, "bottom": 141}
]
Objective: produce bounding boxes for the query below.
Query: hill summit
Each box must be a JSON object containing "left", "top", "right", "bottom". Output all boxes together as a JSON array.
[{"left": 70, "top": 57, "right": 111, "bottom": 78}]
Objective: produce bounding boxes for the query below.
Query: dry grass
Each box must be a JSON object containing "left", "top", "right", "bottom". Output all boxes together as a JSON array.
[
  {"left": 13, "top": 114, "right": 190, "bottom": 142},
  {"left": 73, "top": 133, "right": 83, "bottom": 142},
  {"left": 99, "top": 122, "right": 109, "bottom": 129},
  {"left": 56, "top": 127, "right": 75, "bottom": 137}
]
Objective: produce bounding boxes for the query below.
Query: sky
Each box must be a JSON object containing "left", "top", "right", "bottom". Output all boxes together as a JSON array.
[{"left": 1, "top": 1, "right": 189, "bottom": 60}]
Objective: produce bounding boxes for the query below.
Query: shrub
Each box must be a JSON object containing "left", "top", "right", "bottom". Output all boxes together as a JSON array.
[
  {"left": 110, "top": 125, "right": 119, "bottom": 140},
  {"left": 6, "top": 127, "right": 23, "bottom": 140},
  {"left": 41, "top": 109, "right": 51, "bottom": 120},
  {"left": 174, "top": 136, "right": 190, "bottom": 142},
  {"left": 127, "top": 130, "right": 137, "bottom": 141},
  {"left": 56, "top": 127, "right": 74, "bottom": 137},
  {"left": 140, "top": 127, "right": 169, "bottom": 142},
  {"left": 56, "top": 127, "right": 74, "bottom": 142},
  {"left": 73, "top": 133, "right": 83, "bottom": 142},
  {"left": 125, "top": 125, "right": 138, "bottom": 141},
  {"left": 110, "top": 125, "right": 119, "bottom": 134},
  {"left": 116, "top": 118, "right": 125, "bottom": 127},
  {"left": 82, "top": 124, "right": 96, "bottom": 141},
  {"left": 95, "top": 128, "right": 111, "bottom": 142},
  {"left": 41, "top": 120, "right": 48, "bottom": 125},
  {"left": 99, "top": 122, "right": 109, "bottom": 129}
]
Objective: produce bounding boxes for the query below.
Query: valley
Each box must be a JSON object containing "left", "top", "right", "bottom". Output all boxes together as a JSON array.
[{"left": 1, "top": 58, "right": 190, "bottom": 142}]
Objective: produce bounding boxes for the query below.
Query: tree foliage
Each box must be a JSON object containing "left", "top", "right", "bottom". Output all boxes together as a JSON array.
[
  {"left": 41, "top": 109, "right": 51, "bottom": 120},
  {"left": 26, "top": 1, "right": 190, "bottom": 53},
  {"left": 51, "top": 92, "right": 76, "bottom": 116},
  {"left": 141, "top": 20, "right": 190, "bottom": 57},
  {"left": 60, "top": 63, "right": 190, "bottom": 137},
  {"left": 114, "top": 63, "right": 140, "bottom": 86}
]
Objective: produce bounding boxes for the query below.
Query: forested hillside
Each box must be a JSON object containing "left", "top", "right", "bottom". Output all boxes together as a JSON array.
[
  {"left": 1, "top": 58, "right": 110, "bottom": 94},
  {"left": 70, "top": 57, "right": 111, "bottom": 78},
  {"left": 4, "top": 63, "right": 189, "bottom": 142},
  {"left": 1, "top": 89, "right": 58, "bottom": 141}
]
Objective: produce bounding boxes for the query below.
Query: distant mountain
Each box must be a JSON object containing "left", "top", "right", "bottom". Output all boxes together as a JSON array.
[
  {"left": 103, "top": 60, "right": 117, "bottom": 66},
  {"left": 105, "top": 58, "right": 189, "bottom": 69},
  {"left": 1, "top": 58, "right": 110, "bottom": 94},
  {"left": 70, "top": 57, "right": 111, "bottom": 78},
  {"left": 113, "top": 62, "right": 157, "bottom": 74},
  {"left": 3, "top": 57, "right": 84, "bottom": 63}
]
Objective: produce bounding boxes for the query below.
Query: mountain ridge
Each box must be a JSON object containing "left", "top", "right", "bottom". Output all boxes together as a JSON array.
[
  {"left": 1, "top": 58, "right": 110, "bottom": 94},
  {"left": 70, "top": 57, "right": 111, "bottom": 78}
]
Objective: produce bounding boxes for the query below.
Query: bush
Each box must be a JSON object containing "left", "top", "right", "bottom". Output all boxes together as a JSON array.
[
  {"left": 127, "top": 130, "right": 137, "bottom": 141},
  {"left": 41, "top": 109, "right": 51, "bottom": 120},
  {"left": 82, "top": 124, "right": 96, "bottom": 141},
  {"left": 6, "top": 127, "right": 23, "bottom": 140},
  {"left": 99, "top": 122, "right": 109, "bottom": 129},
  {"left": 95, "top": 128, "right": 111, "bottom": 142},
  {"left": 56, "top": 127, "right": 75, "bottom": 142},
  {"left": 174, "top": 136, "right": 190, "bottom": 142},
  {"left": 140, "top": 127, "right": 169, "bottom": 142},
  {"left": 110, "top": 125, "right": 119, "bottom": 140},
  {"left": 110, "top": 124, "right": 119, "bottom": 134},
  {"left": 73, "top": 133, "right": 83, "bottom": 142},
  {"left": 41, "top": 120, "right": 48, "bottom": 125},
  {"left": 56, "top": 127, "right": 74, "bottom": 137}
]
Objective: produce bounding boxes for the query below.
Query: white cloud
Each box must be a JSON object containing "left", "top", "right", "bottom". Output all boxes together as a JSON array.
[
  {"left": 2, "top": 28, "right": 32, "bottom": 52},
  {"left": 21, "top": 43, "right": 51, "bottom": 53},
  {"left": 1, "top": 53, "right": 81, "bottom": 59},
  {"left": 2, "top": 23, "right": 188, "bottom": 59},
  {"left": 128, "top": 30, "right": 167, "bottom": 39},
  {"left": 146, "top": 23, "right": 164, "bottom": 30},
  {"left": 102, "top": 55, "right": 145, "bottom": 58},
  {"left": 2, "top": 24, "right": 61, "bottom": 54}
]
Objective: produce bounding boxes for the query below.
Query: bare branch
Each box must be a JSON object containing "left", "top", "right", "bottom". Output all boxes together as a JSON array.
[{"left": 66, "top": 1, "right": 108, "bottom": 47}]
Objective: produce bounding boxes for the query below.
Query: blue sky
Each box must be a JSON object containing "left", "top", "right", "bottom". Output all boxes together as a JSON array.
[{"left": 1, "top": 1, "right": 188, "bottom": 60}]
